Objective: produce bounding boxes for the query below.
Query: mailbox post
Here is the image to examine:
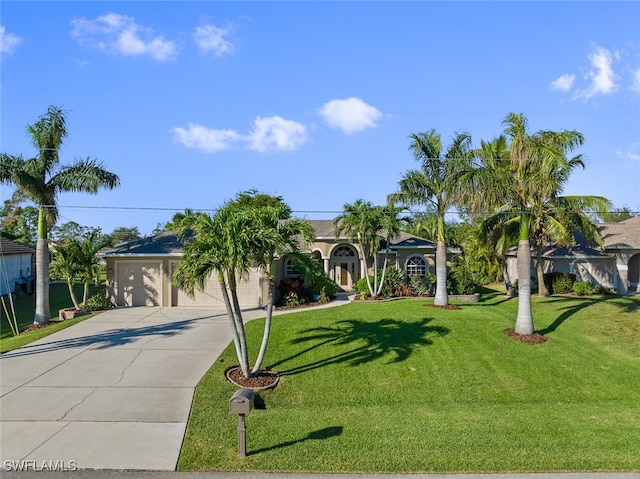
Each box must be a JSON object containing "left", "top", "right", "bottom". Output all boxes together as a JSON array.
[{"left": 229, "top": 388, "right": 254, "bottom": 457}]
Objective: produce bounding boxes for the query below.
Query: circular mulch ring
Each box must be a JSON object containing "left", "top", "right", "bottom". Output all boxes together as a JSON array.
[
  {"left": 504, "top": 328, "right": 547, "bottom": 345},
  {"left": 22, "top": 322, "right": 54, "bottom": 333},
  {"left": 425, "top": 304, "right": 462, "bottom": 310},
  {"left": 225, "top": 366, "right": 279, "bottom": 391}
]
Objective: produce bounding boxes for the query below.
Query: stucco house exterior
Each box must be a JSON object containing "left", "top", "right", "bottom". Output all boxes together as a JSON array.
[
  {"left": 0, "top": 238, "right": 35, "bottom": 297},
  {"left": 102, "top": 220, "right": 440, "bottom": 308},
  {"left": 505, "top": 216, "right": 640, "bottom": 295}
]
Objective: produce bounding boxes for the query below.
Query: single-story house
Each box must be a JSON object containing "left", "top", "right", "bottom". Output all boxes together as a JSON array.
[
  {"left": 102, "top": 220, "right": 441, "bottom": 308},
  {"left": 506, "top": 215, "right": 640, "bottom": 295},
  {"left": 0, "top": 238, "right": 35, "bottom": 296}
]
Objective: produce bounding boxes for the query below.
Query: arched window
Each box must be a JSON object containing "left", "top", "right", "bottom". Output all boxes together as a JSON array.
[
  {"left": 406, "top": 256, "right": 427, "bottom": 278},
  {"left": 284, "top": 257, "right": 300, "bottom": 278},
  {"left": 333, "top": 246, "right": 355, "bottom": 257}
]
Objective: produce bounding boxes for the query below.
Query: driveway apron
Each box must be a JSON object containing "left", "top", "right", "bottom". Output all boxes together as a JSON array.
[{"left": 0, "top": 307, "right": 233, "bottom": 471}]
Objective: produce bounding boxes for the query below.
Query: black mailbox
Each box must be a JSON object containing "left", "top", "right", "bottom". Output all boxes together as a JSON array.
[{"left": 229, "top": 388, "right": 254, "bottom": 415}]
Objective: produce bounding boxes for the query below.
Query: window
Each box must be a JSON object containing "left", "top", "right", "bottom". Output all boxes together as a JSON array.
[
  {"left": 284, "top": 257, "right": 300, "bottom": 277},
  {"left": 406, "top": 256, "right": 426, "bottom": 278},
  {"left": 333, "top": 246, "right": 355, "bottom": 257}
]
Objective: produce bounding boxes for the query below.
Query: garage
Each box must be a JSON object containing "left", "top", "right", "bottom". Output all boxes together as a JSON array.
[
  {"left": 116, "top": 261, "right": 163, "bottom": 307},
  {"left": 103, "top": 231, "right": 265, "bottom": 309}
]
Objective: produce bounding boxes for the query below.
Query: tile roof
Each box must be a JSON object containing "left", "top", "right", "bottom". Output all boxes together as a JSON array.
[
  {"left": 598, "top": 215, "right": 640, "bottom": 249},
  {"left": 101, "top": 230, "right": 189, "bottom": 256},
  {"left": 0, "top": 237, "right": 35, "bottom": 255}
]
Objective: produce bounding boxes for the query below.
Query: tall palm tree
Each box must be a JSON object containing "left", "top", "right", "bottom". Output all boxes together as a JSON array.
[
  {"left": 389, "top": 130, "right": 473, "bottom": 306},
  {"left": 173, "top": 191, "right": 313, "bottom": 379},
  {"left": 333, "top": 199, "right": 393, "bottom": 298},
  {"left": 0, "top": 106, "right": 120, "bottom": 324},
  {"left": 462, "top": 113, "right": 609, "bottom": 335}
]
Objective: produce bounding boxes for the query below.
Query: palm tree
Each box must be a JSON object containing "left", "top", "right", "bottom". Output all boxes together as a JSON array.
[
  {"left": 76, "top": 231, "right": 108, "bottom": 305},
  {"left": 333, "top": 200, "right": 385, "bottom": 298},
  {"left": 0, "top": 106, "right": 120, "bottom": 324},
  {"left": 389, "top": 130, "right": 473, "bottom": 306},
  {"left": 50, "top": 240, "right": 82, "bottom": 310},
  {"left": 173, "top": 191, "right": 313, "bottom": 379},
  {"left": 462, "top": 113, "right": 610, "bottom": 335}
]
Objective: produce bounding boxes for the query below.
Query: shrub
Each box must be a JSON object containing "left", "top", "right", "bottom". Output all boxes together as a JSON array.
[
  {"left": 311, "top": 275, "right": 338, "bottom": 298},
  {"left": 447, "top": 262, "right": 476, "bottom": 295},
  {"left": 573, "top": 281, "right": 595, "bottom": 296},
  {"left": 410, "top": 274, "right": 435, "bottom": 296},
  {"left": 383, "top": 267, "right": 405, "bottom": 294},
  {"left": 317, "top": 286, "right": 331, "bottom": 304},
  {"left": 278, "top": 278, "right": 305, "bottom": 305},
  {"left": 393, "top": 284, "right": 413, "bottom": 297},
  {"left": 82, "top": 290, "right": 114, "bottom": 311},
  {"left": 544, "top": 273, "right": 576, "bottom": 295},
  {"left": 356, "top": 276, "right": 373, "bottom": 297},
  {"left": 595, "top": 285, "right": 613, "bottom": 295},
  {"left": 284, "top": 291, "right": 302, "bottom": 307}
]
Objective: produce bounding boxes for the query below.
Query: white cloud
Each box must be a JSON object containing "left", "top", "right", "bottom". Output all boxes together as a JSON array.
[
  {"left": 71, "top": 13, "right": 177, "bottom": 61},
  {"left": 616, "top": 142, "right": 640, "bottom": 162},
  {"left": 550, "top": 73, "right": 575, "bottom": 92},
  {"left": 318, "top": 97, "right": 382, "bottom": 134},
  {"left": 632, "top": 68, "right": 640, "bottom": 94},
  {"left": 0, "top": 25, "right": 22, "bottom": 57},
  {"left": 194, "top": 24, "right": 234, "bottom": 56},
  {"left": 247, "top": 116, "right": 308, "bottom": 152},
  {"left": 172, "top": 116, "right": 307, "bottom": 153},
  {"left": 573, "top": 45, "right": 618, "bottom": 101},
  {"left": 171, "top": 124, "right": 239, "bottom": 152}
]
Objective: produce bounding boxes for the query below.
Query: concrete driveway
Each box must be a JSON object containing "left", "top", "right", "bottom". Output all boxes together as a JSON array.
[
  {"left": 1, "top": 295, "right": 354, "bottom": 472},
  {"left": 1, "top": 306, "right": 239, "bottom": 471}
]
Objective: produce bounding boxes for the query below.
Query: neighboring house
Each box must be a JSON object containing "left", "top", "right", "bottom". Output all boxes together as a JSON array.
[
  {"left": 0, "top": 238, "right": 35, "bottom": 296},
  {"left": 102, "top": 220, "right": 440, "bottom": 308},
  {"left": 505, "top": 216, "right": 640, "bottom": 295}
]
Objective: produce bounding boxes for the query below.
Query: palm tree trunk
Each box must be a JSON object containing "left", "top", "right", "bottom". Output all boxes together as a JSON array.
[
  {"left": 228, "top": 276, "right": 251, "bottom": 378},
  {"left": 82, "top": 281, "right": 91, "bottom": 306},
  {"left": 252, "top": 271, "right": 274, "bottom": 375},
  {"left": 536, "top": 247, "right": 549, "bottom": 297},
  {"left": 219, "top": 274, "right": 249, "bottom": 377},
  {"left": 67, "top": 279, "right": 81, "bottom": 310},
  {"left": 515, "top": 239, "right": 534, "bottom": 335},
  {"left": 358, "top": 241, "right": 374, "bottom": 297},
  {"left": 434, "top": 240, "right": 448, "bottom": 306},
  {"left": 34, "top": 207, "right": 51, "bottom": 324}
]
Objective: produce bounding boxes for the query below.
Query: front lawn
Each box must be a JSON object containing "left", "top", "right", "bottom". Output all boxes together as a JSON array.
[
  {"left": 179, "top": 292, "right": 640, "bottom": 473},
  {"left": 0, "top": 282, "right": 98, "bottom": 353}
]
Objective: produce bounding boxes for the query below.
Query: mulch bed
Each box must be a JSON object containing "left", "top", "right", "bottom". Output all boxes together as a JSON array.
[
  {"left": 504, "top": 328, "right": 547, "bottom": 345},
  {"left": 22, "top": 322, "right": 55, "bottom": 333},
  {"left": 225, "top": 366, "right": 280, "bottom": 390}
]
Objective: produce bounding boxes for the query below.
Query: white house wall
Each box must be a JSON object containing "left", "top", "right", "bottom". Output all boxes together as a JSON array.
[{"left": 0, "top": 253, "right": 33, "bottom": 296}]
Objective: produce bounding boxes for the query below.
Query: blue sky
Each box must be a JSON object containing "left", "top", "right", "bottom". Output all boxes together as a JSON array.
[{"left": 2, "top": 1, "right": 639, "bottom": 236}]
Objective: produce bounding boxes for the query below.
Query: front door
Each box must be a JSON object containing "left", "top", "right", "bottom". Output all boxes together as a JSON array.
[{"left": 333, "top": 261, "right": 355, "bottom": 290}]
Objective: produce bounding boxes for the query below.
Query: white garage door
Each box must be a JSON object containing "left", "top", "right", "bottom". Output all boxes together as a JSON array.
[
  {"left": 117, "top": 261, "right": 163, "bottom": 307},
  {"left": 170, "top": 262, "right": 262, "bottom": 308}
]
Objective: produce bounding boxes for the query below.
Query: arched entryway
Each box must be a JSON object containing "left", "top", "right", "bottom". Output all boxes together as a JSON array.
[{"left": 330, "top": 245, "right": 359, "bottom": 291}]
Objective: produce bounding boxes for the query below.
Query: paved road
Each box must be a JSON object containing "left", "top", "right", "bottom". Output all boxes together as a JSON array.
[{"left": 0, "top": 297, "right": 352, "bottom": 471}]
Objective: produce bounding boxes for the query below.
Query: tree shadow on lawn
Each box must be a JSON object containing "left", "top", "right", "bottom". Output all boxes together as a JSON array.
[
  {"left": 271, "top": 317, "right": 449, "bottom": 376},
  {"left": 538, "top": 296, "right": 609, "bottom": 336},
  {"left": 249, "top": 426, "right": 343, "bottom": 455}
]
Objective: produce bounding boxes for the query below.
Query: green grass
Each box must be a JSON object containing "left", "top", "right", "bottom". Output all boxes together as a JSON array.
[
  {"left": 0, "top": 282, "right": 98, "bottom": 353},
  {"left": 178, "top": 292, "right": 640, "bottom": 473}
]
